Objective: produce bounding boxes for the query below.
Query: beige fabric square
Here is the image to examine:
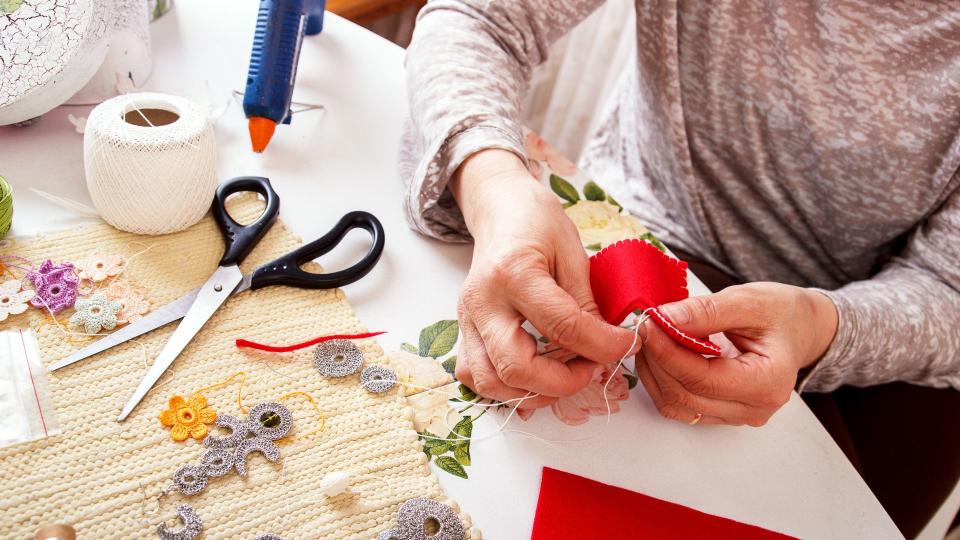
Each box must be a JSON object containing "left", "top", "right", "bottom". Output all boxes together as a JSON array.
[{"left": 0, "top": 195, "right": 468, "bottom": 538}]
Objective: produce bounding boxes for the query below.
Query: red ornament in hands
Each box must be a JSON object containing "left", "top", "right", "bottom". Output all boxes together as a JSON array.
[{"left": 589, "top": 239, "right": 721, "bottom": 356}]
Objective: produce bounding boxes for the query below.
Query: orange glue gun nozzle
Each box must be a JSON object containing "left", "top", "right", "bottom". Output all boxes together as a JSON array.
[{"left": 248, "top": 116, "right": 277, "bottom": 153}]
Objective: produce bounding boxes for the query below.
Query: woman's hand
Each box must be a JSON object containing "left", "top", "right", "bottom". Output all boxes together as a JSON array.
[
  {"left": 450, "top": 149, "right": 639, "bottom": 408},
  {"left": 636, "top": 282, "right": 839, "bottom": 426}
]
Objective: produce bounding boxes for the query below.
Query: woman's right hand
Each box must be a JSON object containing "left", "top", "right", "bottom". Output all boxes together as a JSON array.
[{"left": 450, "top": 149, "right": 640, "bottom": 409}]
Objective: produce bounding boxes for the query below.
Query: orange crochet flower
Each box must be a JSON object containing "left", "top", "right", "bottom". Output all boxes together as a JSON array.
[{"left": 159, "top": 394, "right": 217, "bottom": 442}]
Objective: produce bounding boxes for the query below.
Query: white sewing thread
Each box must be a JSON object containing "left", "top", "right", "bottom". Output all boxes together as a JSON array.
[
  {"left": 229, "top": 90, "right": 326, "bottom": 117},
  {"left": 84, "top": 92, "right": 218, "bottom": 235},
  {"left": 648, "top": 307, "right": 721, "bottom": 354},
  {"left": 362, "top": 309, "right": 653, "bottom": 447},
  {"left": 29, "top": 188, "right": 101, "bottom": 217}
]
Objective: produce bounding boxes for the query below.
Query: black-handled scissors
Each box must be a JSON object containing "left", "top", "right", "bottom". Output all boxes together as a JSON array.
[{"left": 49, "top": 176, "right": 386, "bottom": 421}]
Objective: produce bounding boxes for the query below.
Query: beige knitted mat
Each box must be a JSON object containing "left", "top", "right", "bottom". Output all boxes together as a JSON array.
[{"left": 0, "top": 195, "right": 473, "bottom": 539}]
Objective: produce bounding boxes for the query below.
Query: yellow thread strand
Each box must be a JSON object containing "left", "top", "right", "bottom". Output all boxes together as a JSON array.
[
  {"left": 32, "top": 317, "right": 47, "bottom": 334},
  {"left": 37, "top": 311, "right": 92, "bottom": 345},
  {"left": 276, "top": 391, "right": 326, "bottom": 444},
  {"left": 3, "top": 267, "right": 22, "bottom": 281},
  {"left": 191, "top": 371, "right": 248, "bottom": 414},
  {"left": 0, "top": 254, "right": 33, "bottom": 280}
]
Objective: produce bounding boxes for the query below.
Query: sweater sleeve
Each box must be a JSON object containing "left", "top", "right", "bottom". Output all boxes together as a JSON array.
[
  {"left": 399, "top": 0, "right": 605, "bottom": 242},
  {"left": 799, "top": 185, "right": 960, "bottom": 392}
]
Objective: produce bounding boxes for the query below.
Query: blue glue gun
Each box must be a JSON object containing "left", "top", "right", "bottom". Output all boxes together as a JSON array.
[{"left": 243, "top": 0, "right": 326, "bottom": 153}]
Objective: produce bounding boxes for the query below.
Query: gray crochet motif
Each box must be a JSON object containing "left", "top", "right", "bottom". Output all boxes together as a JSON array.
[
  {"left": 361, "top": 365, "right": 397, "bottom": 393},
  {"left": 156, "top": 504, "right": 202, "bottom": 540},
  {"left": 172, "top": 402, "right": 292, "bottom": 494},
  {"left": 314, "top": 339, "right": 363, "bottom": 377},
  {"left": 379, "top": 498, "right": 465, "bottom": 540}
]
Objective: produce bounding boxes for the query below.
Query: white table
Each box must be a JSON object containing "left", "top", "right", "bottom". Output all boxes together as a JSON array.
[{"left": 0, "top": 3, "right": 905, "bottom": 539}]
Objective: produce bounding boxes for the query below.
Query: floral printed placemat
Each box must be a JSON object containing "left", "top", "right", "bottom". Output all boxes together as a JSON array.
[{"left": 383, "top": 131, "right": 676, "bottom": 480}]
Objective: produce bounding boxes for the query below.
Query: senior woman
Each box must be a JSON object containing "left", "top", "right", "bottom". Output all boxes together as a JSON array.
[{"left": 399, "top": 1, "right": 960, "bottom": 536}]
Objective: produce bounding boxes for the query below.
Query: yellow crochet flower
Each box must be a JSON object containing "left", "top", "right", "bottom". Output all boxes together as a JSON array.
[{"left": 159, "top": 394, "right": 217, "bottom": 442}]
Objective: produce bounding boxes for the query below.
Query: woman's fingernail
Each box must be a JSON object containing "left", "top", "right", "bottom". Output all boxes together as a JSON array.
[{"left": 660, "top": 303, "right": 689, "bottom": 324}]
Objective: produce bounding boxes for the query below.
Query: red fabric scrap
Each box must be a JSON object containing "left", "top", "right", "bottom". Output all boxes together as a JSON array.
[
  {"left": 589, "top": 239, "right": 721, "bottom": 356},
  {"left": 531, "top": 467, "right": 796, "bottom": 540}
]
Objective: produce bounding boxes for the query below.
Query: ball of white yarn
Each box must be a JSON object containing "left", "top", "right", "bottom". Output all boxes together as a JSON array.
[{"left": 83, "top": 92, "right": 218, "bottom": 235}]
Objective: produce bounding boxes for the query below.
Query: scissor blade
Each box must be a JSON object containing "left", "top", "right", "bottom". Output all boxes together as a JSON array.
[
  {"left": 117, "top": 265, "right": 243, "bottom": 421},
  {"left": 49, "top": 289, "right": 201, "bottom": 371}
]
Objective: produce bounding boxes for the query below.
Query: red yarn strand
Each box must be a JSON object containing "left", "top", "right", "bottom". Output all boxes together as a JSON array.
[{"left": 235, "top": 331, "right": 386, "bottom": 353}]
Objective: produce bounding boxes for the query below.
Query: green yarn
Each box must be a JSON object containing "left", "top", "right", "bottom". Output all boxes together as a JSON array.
[{"left": 0, "top": 176, "right": 12, "bottom": 238}]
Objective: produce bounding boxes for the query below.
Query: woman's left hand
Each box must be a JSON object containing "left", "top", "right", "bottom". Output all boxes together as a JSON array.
[{"left": 635, "top": 282, "right": 839, "bottom": 427}]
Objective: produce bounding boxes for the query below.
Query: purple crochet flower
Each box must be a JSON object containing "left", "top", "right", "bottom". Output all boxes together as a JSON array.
[{"left": 28, "top": 260, "right": 80, "bottom": 314}]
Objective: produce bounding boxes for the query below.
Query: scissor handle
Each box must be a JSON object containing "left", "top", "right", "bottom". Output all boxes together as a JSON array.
[
  {"left": 249, "top": 211, "right": 385, "bottom": 290},
  {"left": 212, "top": 176, "right": 280, "bottom": 266}
]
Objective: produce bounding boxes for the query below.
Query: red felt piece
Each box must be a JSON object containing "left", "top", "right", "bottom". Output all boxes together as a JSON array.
[
  {"left": 531, "top": 467, "right": 796, "bottom": 540},
  {"left": 589, "top": 239, "right": 689, "bottom": 324},
  {"left": 589, "top": 239, "right": 720, "bottom": 356}
]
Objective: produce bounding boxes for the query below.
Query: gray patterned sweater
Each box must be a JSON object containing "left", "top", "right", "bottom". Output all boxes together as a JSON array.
[{"left": 399, "top": 0, "right": 960, "bottom": 392}]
